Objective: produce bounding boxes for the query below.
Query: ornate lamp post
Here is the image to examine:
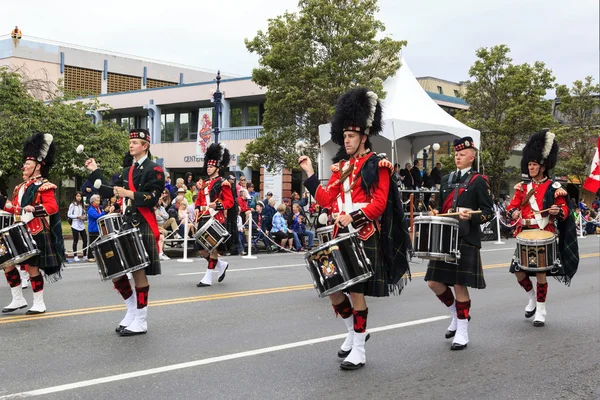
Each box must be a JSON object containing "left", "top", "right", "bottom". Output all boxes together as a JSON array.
[{"left": 212, "top": 71, "right": 222, "bottom": 144}]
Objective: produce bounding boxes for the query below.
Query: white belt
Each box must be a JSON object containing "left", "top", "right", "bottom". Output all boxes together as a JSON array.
[
  {"left": 336, "top": 196, "right": 369, "bottom": 214},
  {"left": 522, "top": 218, "right": 543, "bottom": 227}
]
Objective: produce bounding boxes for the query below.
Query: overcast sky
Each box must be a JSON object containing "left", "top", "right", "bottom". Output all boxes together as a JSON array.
[{"left": 3, "top": 0, "right": 599, "bottom": 93}]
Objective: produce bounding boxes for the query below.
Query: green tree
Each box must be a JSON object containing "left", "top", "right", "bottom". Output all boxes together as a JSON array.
[
  {"left": 0, "top": 67, "right": 128, "bottom": 193},
  {"left": 553, "top": 77, "right": 600, "bottom": 192},
  {"left": 241, "top": 0, "right": 406, "bottom": 171},
  {"left": 456, "top": 45, "right": 556, "bottom": 197}
]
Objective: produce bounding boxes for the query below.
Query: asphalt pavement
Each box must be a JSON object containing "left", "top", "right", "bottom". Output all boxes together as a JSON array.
[{"left": 0, "top": 237, "right": 598, "bottom": 400}]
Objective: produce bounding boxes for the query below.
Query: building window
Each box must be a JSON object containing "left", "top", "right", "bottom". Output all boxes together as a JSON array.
[
  {"left": 107, "top": 72, "right": 141, "bottom": 93},
  {"left": 190, "top": 110, "right": 199, "bottom": 141},
  {"left": 146, "top": 78, "right": 177, "bottom": 89},
  {"left": 161, "top": 113, "right": 175, "bottom": 142},
  {"left": 247, "top": 105, "right": 259, "bottom": 126},
  {"left": 63, "top": 66, "right": 102, "bottom": 96},
  {"left": 437, "top": 86, "right": 443, "bottom": 95},
  {"left": 230, "top": 107, "right": 242, "bottom": 127},
  {"left": 179, "top": 112, "right": 189, "bottom": 141},
  {"left": 453, "top": 90, "right": 459, "bottom": 97}
]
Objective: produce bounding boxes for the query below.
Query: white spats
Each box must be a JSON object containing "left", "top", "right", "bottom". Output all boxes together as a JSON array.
[
  {"left": 119, "top": 295, "right": 138, "bottom": 328},
  {"left": 122, "top": 307, "right": 148, "bottom": 334},
  {"left": 27, "top": 290, "right": 46, "bottom": 314},
  {"left": 2, "top": 285, "right": 28, "bottom": 313},
  {"left": 340, "top": 317, "right": 355, "bottom": 353},
  {"left": 341, "top": 331, "right": 367, "bottom": 370},
  {"left": 452, "top": 318, "right": 469, "bottom": 346},
  {"left": 447, "top": 302, "right": 458, "bottom": 332},
  {"left": 217, "top": 260, "right": 228, "bottom": 282},
  {"left": 200, "top": 269, "right": 214, "bottom": 286},
  {"left": 525, "top": 289, "right": 536, "bottom": 313},
  {"left": 534, "top": 302, "right": 547, "bottom": 327}
]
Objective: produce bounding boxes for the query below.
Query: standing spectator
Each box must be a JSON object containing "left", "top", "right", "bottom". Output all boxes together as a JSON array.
[
  {"left": 236, "top": 175, "right": 247, "bottom": 196},
  {"left": 247, "top": 183, "right": 260, "bottom": 209},
  {"left": 411, "top": 159, "right": 423, "bottom": 189},
  {"left": 87, "top": 194, "right": 105, "bottom": 262},
  {"left": 393, "top": 163, "right": 402, "bottom": 182},
  {"left": 431, "top": 162, "right": 443, "bottom": 189},
  {"left": 67, "top": 192, "right": 87, "bottom": 262},
  {"left": 184, "top": 172, "right": 194, "bottom": 189},
  {"left": 423, "top": 170, "right": 433, "bottom": 205},
  {"left": 170, "top": 177, "right": 185, "bottom": 199},
  {"left": 291, "top": 191, "right": 309, "bottom": 212},
  {"left": 263, "top": 191, "right": 274, "bottom": 206},
  {"left": 400, "top": 162, "right": 414, "bottom": 189},
  {"left": 164, "top": 173, "right": 174, "bottom": 195},
  {"left": 81, "top": 179, "right": 97, "bottom": 205},
  {"left": 251, "top": 201, "right": 271, "bottom": 250}
]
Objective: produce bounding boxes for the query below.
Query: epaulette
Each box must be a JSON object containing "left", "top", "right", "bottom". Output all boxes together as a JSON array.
[
  {"left": 514, "top": 182, "right": 524, "bottom": 191},
  {"left": 222, "top": 180, "right": 231, "bottom": 187},
  {"left": 38, "top": 180, "right": 57, "bottom": 192},
  {"left": 378, "top": 159, "right": 393, "bottom": 172},
  {"left": 330, "top": 163, "right": 340, "bottom": 173}
]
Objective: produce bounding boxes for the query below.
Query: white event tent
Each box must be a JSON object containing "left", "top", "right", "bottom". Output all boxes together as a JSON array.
[{"left": 318, "top": 57, "right": 480, "bottom": 180}]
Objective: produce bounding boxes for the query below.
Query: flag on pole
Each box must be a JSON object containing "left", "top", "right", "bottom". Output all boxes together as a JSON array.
[{"left": 583, "top": 136, "right": 600, "bottom": 194}]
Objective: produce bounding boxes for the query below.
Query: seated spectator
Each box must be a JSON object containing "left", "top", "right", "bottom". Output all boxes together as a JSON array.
[
  {"left": 291, "top": 203, "right": 314, "bottom": 250},
  {"left": 262, "top": 198, "right": 277, "bottom": 232},
  {"left": 272, "top": 204, "right": 295, "bottom": 250},
  {"left": 252, "top": 201, "right": 271, "bottom": 250}
]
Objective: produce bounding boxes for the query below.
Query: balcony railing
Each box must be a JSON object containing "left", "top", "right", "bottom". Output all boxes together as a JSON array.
[{"left": 217, "top": 126, "right": 263, "bottom": 141}]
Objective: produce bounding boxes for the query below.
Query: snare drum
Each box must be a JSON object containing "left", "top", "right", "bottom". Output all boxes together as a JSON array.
[
  {"left": 97, "top": 214, "right": 124, "bottom": 237},
  {"left": 413, "top": 215, "right": 460, "bottom": 262},
  {"left": 316, "top": 225, "right": 334, "bottom": 245},
  {"left": 91, "top": 228, "right": 149, "bottom": 281},
  {"left": 194, "top": 216, "right": 231, "bottom": 252},
  {"left": 0, "top": 222, "right": 40, "bottom": 269},
  {"left": 304, "top": 233, "right": 373, "bottom": 298},
  {"left": 513, "top": 230, "right": 558, "bottom": 272},
  {"left": 0, "top": 211, "right": 13, "bottom": 230}
]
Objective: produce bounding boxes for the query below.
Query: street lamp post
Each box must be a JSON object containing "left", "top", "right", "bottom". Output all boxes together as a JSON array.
[
  {"left": 213, "top": 71, "right": 222, "bottom": 144},
  {"left": 423, "top": 145, "right": 430, "bottom": 171}
]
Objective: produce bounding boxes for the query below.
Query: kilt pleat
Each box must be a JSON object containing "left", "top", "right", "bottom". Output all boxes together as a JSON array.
[
  {"left": 425, "top": 240, "right": 486, "bottom": 289},
  {"left": 347, "top": 233, "right": 392, "bottom": 297},
  {"left": 135, "top": 221, "right": 161, "bottom": 276},
  {"left": 29, "top": 228, "right": 62, "bottom": 280}
]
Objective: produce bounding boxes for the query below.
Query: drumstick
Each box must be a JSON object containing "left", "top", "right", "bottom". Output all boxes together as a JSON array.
[
  {"left": 532, "top": 207, "right": 553, "bottom": 214},
  {"left": 438, "top": 210, "right": 483, "bottom": 217}
]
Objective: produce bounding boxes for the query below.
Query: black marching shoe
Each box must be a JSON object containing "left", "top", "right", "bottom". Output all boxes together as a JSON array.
[
  {"left": 445, "top": 316, "right": 471, "bottom": 339},
  {"left": 340, "top": 361, "right": 364, "bottom": 370},
  {"left": 2, "top": 305, "right": 27, "bottom": 313},
  {"left": 450, "top": 343, "right": 467, "bottom": 351},
  {"left": 115, "top": 325, "right": 126, "bottom": 333},
  {"left": 525, "top": 308, "right": 536, "bottom": 319},
  {"left": 217, "top": 263, "right": 229, "bottom": 283},
  {"left": 337, "top": 333, "right": 371, "bottom": 358},
  {"left": 196, "top": 282, "right": 211, "bottom": 287}
]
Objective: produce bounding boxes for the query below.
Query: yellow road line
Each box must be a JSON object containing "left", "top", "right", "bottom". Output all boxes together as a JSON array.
[{"left": 1, "top": 254, "right": 597, "bottom": 325}]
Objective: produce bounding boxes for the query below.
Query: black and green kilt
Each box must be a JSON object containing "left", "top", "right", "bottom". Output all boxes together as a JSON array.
[
  {"left": 347, "top": 232, "right": 394, "bottom": 297},
  {"left": 29, "top": 228, "right": 62, "bottom": 280},
  {"left": 136, "top": 221, "right": 161, "bottom": 276},
  {"left": 425, "top": 240, "right": 486, "bottom": 289}
]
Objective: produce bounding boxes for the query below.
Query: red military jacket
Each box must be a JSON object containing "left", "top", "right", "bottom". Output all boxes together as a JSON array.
[
  {"left": 195, "top": 176, "right": 234, "bottom": 224},
  {"left": 314, "top": 152, "right": 390, "bottom": 240},
  {"left": 4, "top": 178, "right": 59, "bottom": 235},
  {"left": 507, "top": 179, "right": 569, "bottom": 234}
]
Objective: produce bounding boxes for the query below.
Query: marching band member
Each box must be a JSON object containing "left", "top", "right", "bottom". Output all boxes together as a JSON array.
[
  {"left": 299, "top": 88, "right": 411, "bottom": 370},
  {"left": 195, "top": 143, "right": 234, "bottom": 287},
  {"left": 506, "top": 129, "right": 578, "bottom": 326},
  {"left": 85, "top": 128, "right": 165, "bottom": 336},
  {"left": 1, "top": 133, "right": 65, "bottom": 314},
  {"left": 427, "top": 137, "right": 494, "bottom": 350}
]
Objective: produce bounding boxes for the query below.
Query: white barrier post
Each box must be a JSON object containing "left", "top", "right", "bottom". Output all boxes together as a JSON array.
[
  {"left": 243, "top": 214, "right": 257, "bottom": 260},
  {"left": 578, "top": 214, "right": 586, "bottom": 239},
  {"left": 178, "top": 217, "right": 194, "bottom": 263},
  {"left": 494, "top": 210, "right": 505, "bottom": 244}
]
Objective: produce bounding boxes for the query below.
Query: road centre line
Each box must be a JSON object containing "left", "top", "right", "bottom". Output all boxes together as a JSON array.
[
  {"left": 1, "top": 253, "right": 597, "bottom": 325},
  {"left": 0, "top": 315, "right": 449, "bottom": 399}
]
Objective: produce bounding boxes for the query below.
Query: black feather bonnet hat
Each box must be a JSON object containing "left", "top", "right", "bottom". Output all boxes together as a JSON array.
[
  {"left": 330, "top": 87, "right": 383, "bottom": 146},
  {"left": 22, "top": 132, "right": 56, "bottom": 178},
  {"left": 521, "top": 129, "right": 558, "bottom": 177},
  {"left": 203, "top": 143, "right": 230, "bottom": 176}
]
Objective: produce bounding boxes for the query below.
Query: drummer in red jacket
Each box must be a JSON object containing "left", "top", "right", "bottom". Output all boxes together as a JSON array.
[
  {"left": 1, "top": 133, "right": 65, "bottom": 315},
  {"left": 507, "top": 129, "right": 578, "bottom": 327},
  {"left": 299, "top": 88, "right": 410, "bottom": 371},
  {"left": 194, "top": 143, "right": 234, "bottom": 287}
]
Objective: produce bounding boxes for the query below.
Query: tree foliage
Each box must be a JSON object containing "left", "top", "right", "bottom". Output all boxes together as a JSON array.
[
  {"left": 456, "top": 45, "right": 556, "bottom": 197},
  {"left": 0, "top": 67, "right": 129, "bottom": 193},
  {"left": 553, "top": 76, "right": 600, "bottom": 192},
  {"left": 241, "top": 0, "right": 406, "bottom": 171}
]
